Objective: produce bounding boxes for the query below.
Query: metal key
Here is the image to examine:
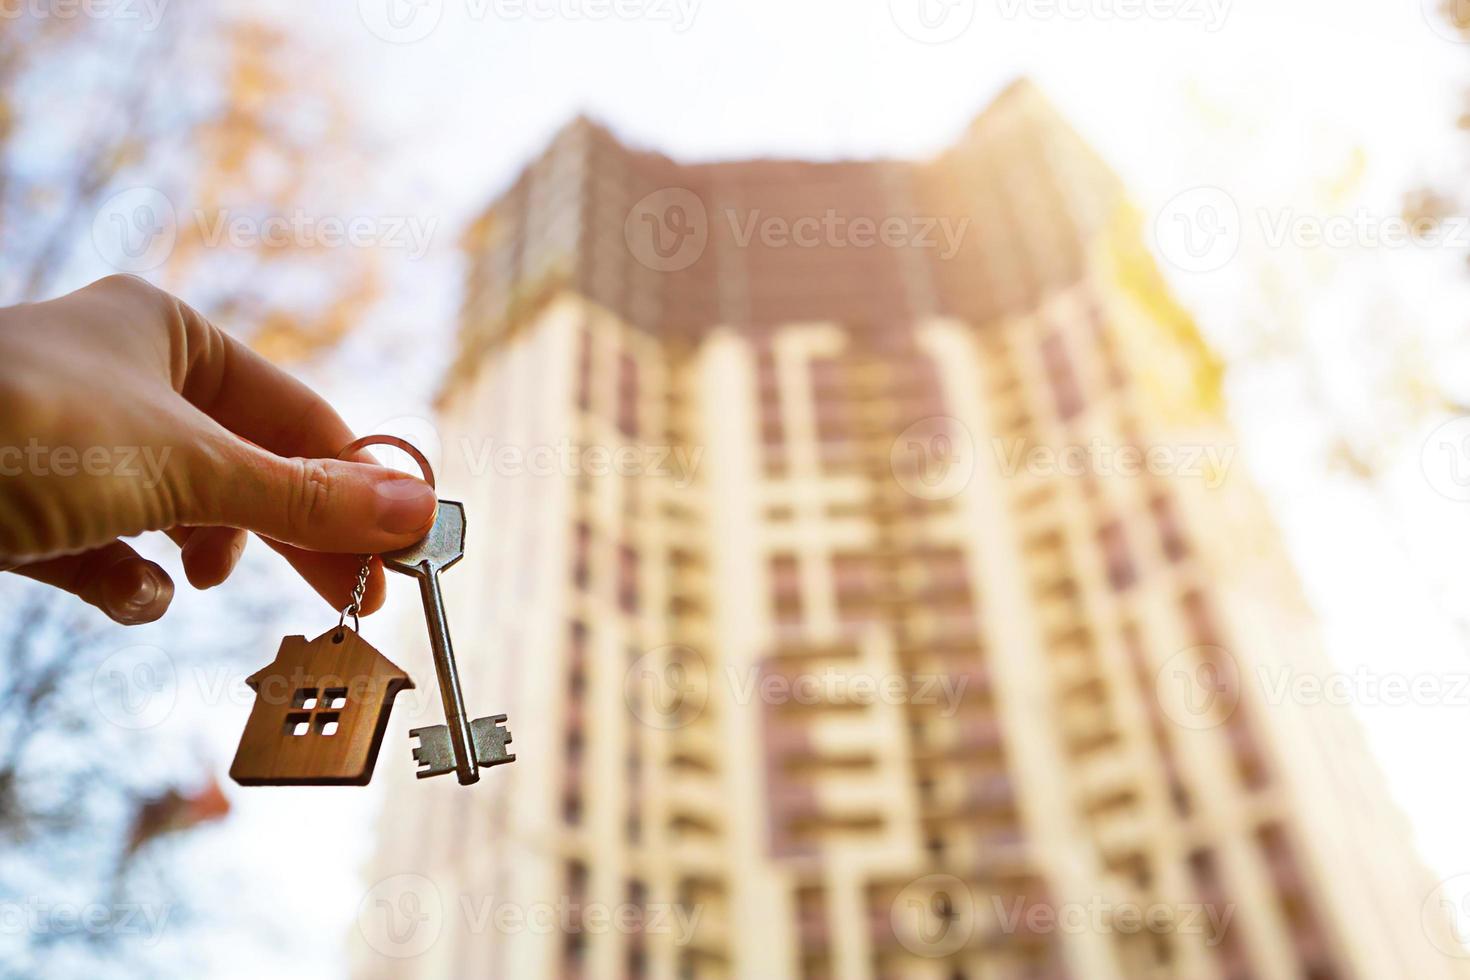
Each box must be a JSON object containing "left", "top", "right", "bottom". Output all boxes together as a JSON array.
[{"left": 383, "top": 500, "right": 515, "bottom": 784}]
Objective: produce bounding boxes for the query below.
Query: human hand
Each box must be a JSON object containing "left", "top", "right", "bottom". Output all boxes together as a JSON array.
[{"left": 0, "top": 275, "right": 438, "bottom": 624}]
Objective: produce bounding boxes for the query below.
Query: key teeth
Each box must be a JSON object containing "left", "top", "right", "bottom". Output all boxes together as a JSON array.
[
  {"left": 470, "top": 714, "right": 517, "bottom": 768},
  {"left": 409, "top": 724, "right": 455, "bottom": 779}
]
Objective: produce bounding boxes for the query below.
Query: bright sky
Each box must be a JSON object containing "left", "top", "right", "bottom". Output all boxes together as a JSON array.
[{"left": 207, "top": 0, "right": 1470, "bottom": 973}]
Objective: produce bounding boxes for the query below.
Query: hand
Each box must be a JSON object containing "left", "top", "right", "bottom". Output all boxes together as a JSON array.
[{"left": 0, "top": 275, "right": 439, "bottom": 624}]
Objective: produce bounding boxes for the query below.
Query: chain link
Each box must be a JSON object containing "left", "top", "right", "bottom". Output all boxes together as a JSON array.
[{"left": 336, "top": 555, "right": 372, "bottom": 637}]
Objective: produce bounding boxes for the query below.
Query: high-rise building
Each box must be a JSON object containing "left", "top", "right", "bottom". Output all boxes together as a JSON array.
[{"left": 354, "top": 81, "right": 1468, "bottom": 980}]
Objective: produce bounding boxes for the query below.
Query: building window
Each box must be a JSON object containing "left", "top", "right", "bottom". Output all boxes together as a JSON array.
[
  {"left": 1151, "top": 494, "right": 1189, "bottom": 562},
  {"left": 1041, "top": 332, "right": 1085, "bottom": 420},
  {"left": 619, "top": 543, "right": 639, "bottom": 613},
  {"left": 1098, "top": 519, "right": 1137, "bottom": 590},
  {"left": 573, "top": 522, "right": 591, "bottom": 589},
  {"left": 1180, "top": 590, "right": 1218, "bottom": 646},
  {"left": 617, "top": 351, "right": 639, "bottom": 437},
  {"left": 576, "top": 325, "right": 593, "bottom": 412},
  {"left": 770, "top": 553, "right": 801, "bottom": 625}
]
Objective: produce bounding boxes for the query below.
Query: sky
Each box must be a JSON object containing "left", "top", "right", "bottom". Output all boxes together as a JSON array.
[{"left": 159, "top": 0, "right": 1470, "bottom": 972}]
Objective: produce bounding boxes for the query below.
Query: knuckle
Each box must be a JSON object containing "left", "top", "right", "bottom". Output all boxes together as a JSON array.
[
  {"left": 286, "top": 457, "right": 335, "bottom": 534},
  {"left": 92, "top": 274, "right": 177, "bottom": 337},
  {"left": 93, "top": 273, "right": 161, "bottom": 302}
]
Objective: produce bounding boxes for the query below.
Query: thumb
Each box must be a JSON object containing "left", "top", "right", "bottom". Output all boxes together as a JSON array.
[{"left": 188, "top": 441, "right": 439, "bottom": 553}]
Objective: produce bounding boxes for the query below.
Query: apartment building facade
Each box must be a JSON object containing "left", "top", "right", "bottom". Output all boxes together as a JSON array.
[{"left": 354, "top": 82, "right": 1468, "bottom": 980}]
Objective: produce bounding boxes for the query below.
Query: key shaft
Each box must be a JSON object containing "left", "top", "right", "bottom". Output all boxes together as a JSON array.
[
  {"left": 384, "top": 500, "right": 479, "bottom": 785},
  {"left": 413, "top": 564, "right": 479, "bottom": 785}
]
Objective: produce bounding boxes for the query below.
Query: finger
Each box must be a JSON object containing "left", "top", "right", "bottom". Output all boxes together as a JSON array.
[
  {"left": 264, "top": 541, "right": 387, "bottom": 616},
  {"left": 158, "top": 294, "right": 438, "bottom": 553},
  {"left": 164, "top": 526, "right": 248, "bottom": 590},
  {"left": 11, "top": 540, "right": 174, "bottom": 625},
  {"left": 184, "top": 438, "right": 437, "bottom": 554},
  {"left": 167, "top": 292, "right": 375, "bottom": 463},
  {"left": 183, "top": 527, "right": 248, "bottom": 589}
]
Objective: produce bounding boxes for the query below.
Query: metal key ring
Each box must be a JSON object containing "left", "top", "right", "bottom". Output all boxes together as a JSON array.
[
  {"left": 337, "top": 434, "right": 437, "bottom": 489},
  {"left": 332, "top": 435, "right": 437, "bottom": 636}
]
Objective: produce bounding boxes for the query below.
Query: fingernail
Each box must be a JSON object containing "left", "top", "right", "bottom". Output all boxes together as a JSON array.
[{"left": 375, "top": 478, "right": 437, "bottom": 534}]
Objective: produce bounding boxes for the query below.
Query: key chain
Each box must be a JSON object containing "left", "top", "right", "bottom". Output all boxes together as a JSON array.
[{"left": 229, "top": 435, "right": 514, "bottom": 787}]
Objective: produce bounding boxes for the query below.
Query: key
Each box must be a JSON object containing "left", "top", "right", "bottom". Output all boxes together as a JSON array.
[{"left": 384, "top": 500, "right": 515, "bottom": 784}]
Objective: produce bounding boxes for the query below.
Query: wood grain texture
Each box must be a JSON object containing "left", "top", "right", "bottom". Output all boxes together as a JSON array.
[{"left": 229, "top": 628, "right": 414, "bottom": 786}]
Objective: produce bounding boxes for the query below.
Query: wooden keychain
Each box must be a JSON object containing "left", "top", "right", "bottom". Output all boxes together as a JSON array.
[{"left": 228, "top": 437, "right": 428, "bottom": 786}]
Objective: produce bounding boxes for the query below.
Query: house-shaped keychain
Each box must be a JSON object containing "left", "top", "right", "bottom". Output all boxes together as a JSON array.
[{"left": 230, "top": 628, "right": 414, "bottom": 786}]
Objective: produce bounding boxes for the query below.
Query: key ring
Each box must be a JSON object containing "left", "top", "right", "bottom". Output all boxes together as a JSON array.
[
  {"left": 337, "top": 434, "right": 437, "bottom": 489},
  {"left": 333, "top": 435, "right": 438, "bottom": 637}
]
